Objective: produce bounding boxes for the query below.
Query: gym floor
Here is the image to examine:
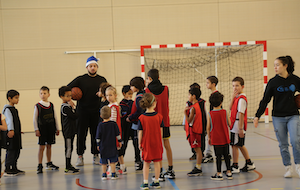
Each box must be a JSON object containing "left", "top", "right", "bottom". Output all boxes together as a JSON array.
[{"left": 1, "top": 122, "right": 300, "bottom": 190}]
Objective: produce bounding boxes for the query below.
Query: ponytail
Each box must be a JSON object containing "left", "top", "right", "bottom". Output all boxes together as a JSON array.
[{"left": 276, "top": 56, "right": 295, "bottom": 74}]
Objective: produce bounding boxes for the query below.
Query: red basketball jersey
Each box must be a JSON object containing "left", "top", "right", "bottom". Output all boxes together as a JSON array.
[
  {"left": 145, "top": 86, "right": 170, "bottom": 127},
  {"left": 230, "top": 95, "right": 248, "bottom": 131},
  {"left": 139, "top": 113, "right": 163, "bottom": 162},
  {"left": 110, "top": 104, "right": 122, "bottom": 147},
  {"left": 209, "top": 109, "right": 230, "bottom": 145},
  {"left": 184, "top": 102, "right": 203, "bottom": 139}
]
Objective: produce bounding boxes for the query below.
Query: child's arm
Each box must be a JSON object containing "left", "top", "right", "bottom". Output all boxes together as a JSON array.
[
  {"left": 53, "top": 105, "right": 60, "bottom": 136},
  {"left": 238, "top": 112, "right": 245, "bottom": 138},
  {"left": 64, "top": 104, "right": 79, "bottom": 120},
  {"left": 206, "top": 113, "right": 212, "bottom": 145},
  {"left": 183, "top": 107, "right": 195, "bottom": 124},
  {"left": 0, "top": 117, "right": 7, "bottom": 131},
  {"left": 4, "top": 108, "right": 15, "bottom": 138},
  {"left": 33, "top": 105, "right": 41, "bottom": 137},
  {"left": 138, "top": 130, "right": 143, "bottom": 151},
  {"left": 227, "top": 111, "right": 231, "bottom": 126}
]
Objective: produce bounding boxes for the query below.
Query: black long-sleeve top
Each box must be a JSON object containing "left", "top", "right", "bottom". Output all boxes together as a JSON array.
[
  {"left": 68, "top": 74, "right": 107, "bottom": 112},
  {"left": 61, "top": 103, "right": 78, "bottom": 138},
  {"left": 255, "top": 74, "right": 300, "bottom": 118}
]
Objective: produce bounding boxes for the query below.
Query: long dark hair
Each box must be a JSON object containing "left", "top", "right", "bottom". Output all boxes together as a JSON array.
[{"left": 276, "top": 56, "right": 295, "bottom": 74}]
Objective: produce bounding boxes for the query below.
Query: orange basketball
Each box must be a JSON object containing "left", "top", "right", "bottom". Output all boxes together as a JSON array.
[
  {"left": 295, "top": 94, "right": 300, "bottom": 109},
  {"left": 71, "top": 87, "right": 82, "bottom": 101}
]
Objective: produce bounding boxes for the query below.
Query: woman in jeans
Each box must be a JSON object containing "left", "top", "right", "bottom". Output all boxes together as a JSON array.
[{"left": 254, "top": 55, "right": 300, "bottom": 178}]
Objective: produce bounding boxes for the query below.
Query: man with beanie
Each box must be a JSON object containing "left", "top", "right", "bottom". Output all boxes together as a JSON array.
[{"left": 68, "top": 56, "right": 107, "bottom": 166}]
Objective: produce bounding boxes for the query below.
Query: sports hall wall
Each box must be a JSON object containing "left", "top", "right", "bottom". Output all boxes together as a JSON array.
[{"left": 0, "top": 0, "right": 299, "bottom": 132}]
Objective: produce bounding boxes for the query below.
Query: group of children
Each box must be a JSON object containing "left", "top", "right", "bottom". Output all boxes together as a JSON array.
[
  {"left": 0, "top": 69, "right": 256, "bottom": 188},
  {"left": 184, "top": 76, "right": 256, "bottom": 181}
]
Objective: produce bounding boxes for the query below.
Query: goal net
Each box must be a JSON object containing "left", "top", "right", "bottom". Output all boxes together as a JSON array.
[{"left": 142, "top": 42, "right": 265, "bottom": 126}]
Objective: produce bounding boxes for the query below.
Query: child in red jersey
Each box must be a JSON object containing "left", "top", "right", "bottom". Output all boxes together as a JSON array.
[
  {"left": 184, "top": 88, "right": 203, "bottom": 176},
  {"left": 207, "top": 92, "right": 232, "bottom": 180},
  {"left": 229, "top": 77, "right": 255, "bottom": 173},
  {"left": 138, "top": 93, "right": 164, "bottom": 189},
  {"left": 146, "top": 69, "right": 175, "bottom": 180},
  {"left": 106, "top": 86, "right": 127, "bottom": 175}
]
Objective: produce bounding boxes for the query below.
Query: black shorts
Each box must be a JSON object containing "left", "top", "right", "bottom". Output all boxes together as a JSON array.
[
  {"left": 230, "top": 132, "right": 245, "bottom": 147},
  {"left": 38, "top": 133, "right": 56, "bottom": 145},
  {"left": 163, "top": 127, "right": 171, "bottom": 139}
]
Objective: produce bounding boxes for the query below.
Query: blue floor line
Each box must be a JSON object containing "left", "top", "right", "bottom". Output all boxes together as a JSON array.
[{"left": 168, "top": 178, "right": 180, "bottom": 190}]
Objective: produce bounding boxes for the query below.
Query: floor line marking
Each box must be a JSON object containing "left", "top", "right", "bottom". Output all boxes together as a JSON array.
[
  {"left": 194, "top": 170, "right": 263, "bottom": 190},
  {"left": 76, "top": 178, "right": 105, "bottom": 190},
  {"left": 168, "top": 178, "right": 180, "bottom": 190},
  {"left": 253, "top": 132, "right": 292, "bottom": 147}
]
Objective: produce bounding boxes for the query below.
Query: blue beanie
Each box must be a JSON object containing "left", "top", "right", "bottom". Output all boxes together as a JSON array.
[{"left": 86, "top": 56, "right": 99, "bottom": 67}]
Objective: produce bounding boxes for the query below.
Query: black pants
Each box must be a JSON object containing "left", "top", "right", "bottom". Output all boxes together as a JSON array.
[
  {"left": 65, "top": 135, "right": 75, "bottom": 169},
  {"left": 5, "top": 149, "right": 20, "bottom": 170},
  {"left": 122, "top": 130, "right": 141, "bottom": 162},
  {"left": 213, "top": 144, "right": 231, "bottom": 172},
  {"left": 76, "top": 110, "right": 99, "bottom": 155}
]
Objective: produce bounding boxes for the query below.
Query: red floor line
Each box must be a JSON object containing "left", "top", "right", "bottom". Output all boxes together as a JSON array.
[
  {"left": 194, "top": 170, "right": 263, "bottom": 190},
  {"left": 76, "top": 178, "right": 105, "bottom": 190},
  {"left": 76, "top": 170, "right": 263, "bottom": 190}
]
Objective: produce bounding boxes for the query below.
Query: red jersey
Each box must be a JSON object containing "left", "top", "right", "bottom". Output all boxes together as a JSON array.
[
  {"left": 109, "top": 104, "right": 122, "bottom": 147},
  {"left": 230, "top": 95, "right": 248, "bottom": 131},
  {"left": 209, "top": 109, "right": 230, "bottom": 145},
  {"left": 185, "top": 102, "right": 203, "bottom": 139},
  {"left": 139, "top": 113, "right": 163, "bottom": 162},
  {"left": 145, "top": 86, "right": 170, "bottom": 127},
  {"left": 130, "top": 93, "right": 143, "bottom": 123}
]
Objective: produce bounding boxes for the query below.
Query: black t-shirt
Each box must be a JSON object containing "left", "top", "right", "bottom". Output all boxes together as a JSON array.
[
  {"left": 61, "top": 103, "right": 78, "bottom": 138},
  {"left": 256, "top": 74, "right": 300, "bottom": 118},
  {"left": 68, "top": 74, "right": 107, "bottom": 112}
]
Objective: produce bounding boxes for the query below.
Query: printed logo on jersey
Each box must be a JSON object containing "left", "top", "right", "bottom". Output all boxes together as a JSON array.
[{"left": 277, "top": 84, "right": 296, "bottom": 92}]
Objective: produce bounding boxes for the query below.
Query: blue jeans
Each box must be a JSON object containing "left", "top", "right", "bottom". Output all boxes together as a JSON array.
[{"left": 272, "top": 115, "right": 300, "bottom": 166}]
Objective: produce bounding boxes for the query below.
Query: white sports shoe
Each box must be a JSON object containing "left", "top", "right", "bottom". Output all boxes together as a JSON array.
[
  {"left": 295, "top": 164, "right": 300, "bottom": 178},
  {"left": 284, "top": 165, "right": 292, "bottom": 178},
  {"left": 93, "top": 154, "right": 100, "bottom": 165},
  {"left": 76, "top": 156, "right": 84, "bottom": 166}
]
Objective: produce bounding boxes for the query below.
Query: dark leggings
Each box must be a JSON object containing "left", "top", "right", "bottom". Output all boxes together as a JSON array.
[{"left": 213, "top": 144, "right": 231, "bottom": 172}]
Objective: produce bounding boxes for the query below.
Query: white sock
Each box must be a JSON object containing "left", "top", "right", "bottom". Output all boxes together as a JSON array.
[
  {"left": 121, "top": 164, "right": 125, "bottom": 170},
  {"left": 144, "top": 180, "right": 148, "bottom": 184}
]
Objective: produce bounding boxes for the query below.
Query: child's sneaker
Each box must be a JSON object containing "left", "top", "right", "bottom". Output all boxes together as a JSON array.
[
  {"left": 140, "top": 183, "right": 149, "bottom": 190},
  {"left": 102, "top": 173, "right": 108, "bottom": 180},
  {"left": 295, "top": 164, "right": 300, "bottom": 178},
  {"left": 152, "top": 172, "right": 165, "bottom": 182},
  {"left": 46, "top": 162, "right": 59, "bottom": 170},
  {"left": 202, "top": 154, "right": 214, "bottom": 163},
  {"left": 111, "top": 173, "right": 118, "bottom": 180},
  {"left": 284, "top": 165, "right": 293, "bottom": 178},
  {"left": 93, "top": 154, "right": 100, "bottom": 165},
  {"left": 37, "top": 164, "right": 43, "bottom": 174},
  {"left": 164, "top": 169, "right": 176, "bottom": 179},
  {"left": 231, "top": 165, "right": 240, "bottom": 174},
  {"left": 4, "top": 169, "right": 18, "bottom": 177},
  {"left": 187, "top": 167, "right": 202, "bottom": 176},
  {"left": 116, "top": 162, "right": 120, "bottom": 170},
  {"left": 241, "top": 162, "right": 256, "bottom": 172},
  {"left": 16, "top": 169, "right": 25, "bottom": 175},
  {"left": 225, "top": 172, "right": 233, "bottom": 180},
  {"left": 76, "top": 155, "right": 84, "bottom": 166},
  {"left": 211, "top": 173, "right": 223, "bottom": 180},
  {"left": 118, "top": 167, "right": 127, "bottom": 175},
  {"left": 150, "top": 181, "right": 161, "bottom": 189},
  {"left": 106, "top": 165, "right": 112, "bottom": 177},
  {"left": 135, "top": 161, "right": 143, "bottom": 171},
  {"left": 64, "top": 166, "right": 80, "bottom": 175}
]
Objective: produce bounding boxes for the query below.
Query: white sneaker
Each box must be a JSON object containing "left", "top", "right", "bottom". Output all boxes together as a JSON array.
[
  {"left": 231, "top": 166, "right": 240, "bottom": 174},
  {"left": 93, "top": 154, "right": 100, "bottom": 165},
  {"left": 284, "top": 165, "right": 292, "bottom": 178},
  {"left": 76, "top": 156, "right": 84, "bottom": 166},
  {"left": 295, "top": 164, "right": 300, "bottom": 178},
  {"left": 106, "top": 165, "right": 112, "bottom": 177}
]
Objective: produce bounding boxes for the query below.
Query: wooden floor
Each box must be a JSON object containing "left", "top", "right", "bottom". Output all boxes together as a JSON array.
[{"left": 1, "top": 123, "right": 300, "bottom": 190}]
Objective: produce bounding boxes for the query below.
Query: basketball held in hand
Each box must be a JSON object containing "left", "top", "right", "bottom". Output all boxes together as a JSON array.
[
  {"left": 295, "top": 94, "right": 300, "bottom": 109},
  {"left": 72, "top": 87, "right": 82, "bottom": 101}
]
